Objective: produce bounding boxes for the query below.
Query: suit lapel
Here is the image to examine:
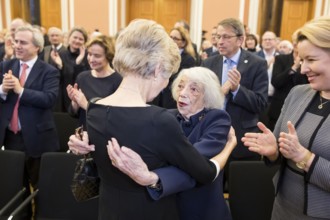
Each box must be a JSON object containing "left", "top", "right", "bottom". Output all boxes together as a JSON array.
[
  {"left": 12, "top": 60, "right": 21, "bottom": 78},
  {"left": 290, "top": 89, "right": 316, "bottom": 126},
  {"left": 215, "top": 55, "right": 223, "bottom": 82},
  {"left": 24, "top": 59, "right": 41, "bottom": 88},
  {"left": 237, "top": 49, "right": 250, "bottom": 75}
]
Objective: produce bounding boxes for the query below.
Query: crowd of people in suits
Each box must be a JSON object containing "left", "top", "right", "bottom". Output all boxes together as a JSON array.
[{"left": 1, "top": 15, "right": 329, "bottom": 220}]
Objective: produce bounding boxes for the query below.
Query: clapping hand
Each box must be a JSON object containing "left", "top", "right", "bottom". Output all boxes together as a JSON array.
[
  {"left": 227, "top": 67, "right": 241, "bottom": 92},
  {"left": 2, "top": 70, "right": 23, "bottom": 94},
  {"left": 278, "top": 121, "right": 307, "bottom": 163},
  {"left": 242, "top": 122, "right": 279, "bottom": 161}
]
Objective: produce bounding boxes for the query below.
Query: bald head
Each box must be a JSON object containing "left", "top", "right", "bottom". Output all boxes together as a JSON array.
[{"left": 10, "top": 18, "right": 26, "bottom": 39}]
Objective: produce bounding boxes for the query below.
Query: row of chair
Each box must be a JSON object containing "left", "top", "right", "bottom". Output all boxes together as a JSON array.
[
  {"left": 53, "top": 112, "right": 79, "bottom": 152},
  {"left": 0, "top": 151, "right": 98, "bottom": 220},
  {"left": 0, "top": 149, "right": 279, "bottom": 220},
  {"left": 228, "top": 161, "right": 279, "bottom": 220}
]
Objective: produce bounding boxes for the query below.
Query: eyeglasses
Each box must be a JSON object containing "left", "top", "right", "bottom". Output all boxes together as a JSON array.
[
  {"left": 170, "top": 36, "right": 183, "bottom": 41},
  {"left": 216, "top": 34, "right": 241, "bottom": 41}
]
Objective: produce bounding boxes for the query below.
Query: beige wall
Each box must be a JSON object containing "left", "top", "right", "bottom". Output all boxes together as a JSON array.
[
  {"left": 202, "top": 0, "right": 243, "bottom": 42},
  {"left": 73, "top": 0, "right": 109, "bottom": 34},
  {"left": 1, "top": 0, "right": 330, "bottom": 38}
]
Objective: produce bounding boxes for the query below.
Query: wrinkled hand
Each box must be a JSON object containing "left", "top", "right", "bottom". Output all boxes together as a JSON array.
[
  {"left": 68, "top": 131, "right": 95, "bottom": 155},
  {"left": 107, "top": 138, "right": 158, "bottom": 186},
  {"left": 227, "top": 67, "right": 241, "bottom": 92},
  {"left": 242, "top": 122, "right": 278, "bottom": 160},
  {"left": 278, "top": 121, "right": 307, "bottom": 163}
]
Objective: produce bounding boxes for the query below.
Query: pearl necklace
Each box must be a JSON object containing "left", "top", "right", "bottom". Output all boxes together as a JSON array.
[{"left": 318, "top": 96, "right": 330, "bottom": 109}]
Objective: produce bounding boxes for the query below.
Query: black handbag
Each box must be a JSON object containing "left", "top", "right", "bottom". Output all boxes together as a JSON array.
[
  {"left": 71, "top": 153, "right": 100, "bottom": 202},
  {"left": 71, "top": 126, "right": 100, "bottom": 202}
]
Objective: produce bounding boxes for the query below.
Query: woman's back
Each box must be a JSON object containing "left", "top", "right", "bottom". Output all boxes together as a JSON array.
[{"left": 87, "top": 103, "right": 217, "bottom": 219}]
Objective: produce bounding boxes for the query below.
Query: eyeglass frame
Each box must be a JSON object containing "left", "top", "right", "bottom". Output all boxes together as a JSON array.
[{"left": 215, "top": 34, "right": 242, "bottom": 41}]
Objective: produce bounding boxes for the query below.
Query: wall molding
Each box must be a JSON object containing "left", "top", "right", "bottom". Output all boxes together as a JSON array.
[
  {"left": 61, "top": 0, "right": 69, "bottom": 32},
  {"left": 5, "top": 0, "right": 11, "bottom": 28},
  {"left": 69, "top": 0, "right": 74, "bottom": 29},
  {"left": 248, "top": 0, "right": 259, "bottom": 34},
  {"left": 108, "top": 0, "right": 117, "bottom": 36},
  {"left": 190, "top": 0, "right": 203, "bottom": 51}
]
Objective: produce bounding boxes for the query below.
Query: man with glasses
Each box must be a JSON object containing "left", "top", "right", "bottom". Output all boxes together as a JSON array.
[
  {"left": 202, "top": 18, "right": 268, "bottom": 163},
  {"left": 255, "top": 31, "right": 279, "bottom": 128}
]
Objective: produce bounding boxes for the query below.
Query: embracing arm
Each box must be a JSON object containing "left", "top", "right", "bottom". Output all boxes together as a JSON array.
[{"left": 107, "top": 126, "right": 237, "bottom": 200}]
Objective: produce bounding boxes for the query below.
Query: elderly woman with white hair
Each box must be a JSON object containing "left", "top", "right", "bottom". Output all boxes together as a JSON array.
[
  {"left": 68, "top": 20, "right": 235, "bottom": 220},
  {"left": 107, "top": 66, "right": 234, "bottom": 220}
]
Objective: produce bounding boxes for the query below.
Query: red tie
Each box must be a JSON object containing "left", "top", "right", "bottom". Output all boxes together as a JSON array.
[{"left": 10, "top": 63, "right": 29, "bottom": 134}]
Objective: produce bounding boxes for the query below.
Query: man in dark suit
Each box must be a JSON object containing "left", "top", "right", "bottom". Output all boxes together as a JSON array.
[
  {"left": 202, "top": 18, "right": 268, "bottom": 161},
  {"left": 40, "top": 27, "right": 67, "bottom": 112},
  {"left": 0, "top": 25, "right": 60, "bottom": 191},
  {"left": 269, "top": 47, "right": 308, "bottom": 130},
  {"left": 41, "top": 27, "right": 67, "bottom": 68},
  {"left": 255, "top": 31, "right": 279, "bottom": 127},
  {"left": 202, "top": 26, "right": 219, "bottom": 59}
]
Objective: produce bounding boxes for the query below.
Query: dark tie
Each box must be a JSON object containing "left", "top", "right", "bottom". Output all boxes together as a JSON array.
[{"left": 10, "top": 63, "right": 29, "bottom": 134}]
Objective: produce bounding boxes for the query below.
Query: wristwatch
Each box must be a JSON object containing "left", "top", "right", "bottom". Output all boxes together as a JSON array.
[{"left": 296, "top": 151, "right": 312, "bottom": 169}]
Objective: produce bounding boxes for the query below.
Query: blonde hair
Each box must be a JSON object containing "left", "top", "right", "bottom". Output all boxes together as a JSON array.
[
  {"left": 296, "top": 16, "right": 330, "bottom": 50},
  {"left": 113, "top": 19, "right": 181, "bottom": 79},
  {"left": 69, "top": 26, "right": 88, "bottom": 43},
  {"left": 171, "top": 26, "right": 196, "bottom": 59},
  {"left": 171, "top": 67, "right": 224, "bottom": 109}
]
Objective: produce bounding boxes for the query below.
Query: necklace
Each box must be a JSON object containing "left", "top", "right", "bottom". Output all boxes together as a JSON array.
[{"left": 318, "top": 95, "right": 330, "bottom": 109}]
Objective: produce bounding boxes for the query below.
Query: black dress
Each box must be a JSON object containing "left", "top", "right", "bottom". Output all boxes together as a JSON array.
[
  {"left": 68, "top": 70, "right": 122, "bottom": 127},
  {"left": 86, "top": 104, "right": 218, "bottom": 220},
  {"left": 58, "top": 48, "right": 90, "bottom": 111}
]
